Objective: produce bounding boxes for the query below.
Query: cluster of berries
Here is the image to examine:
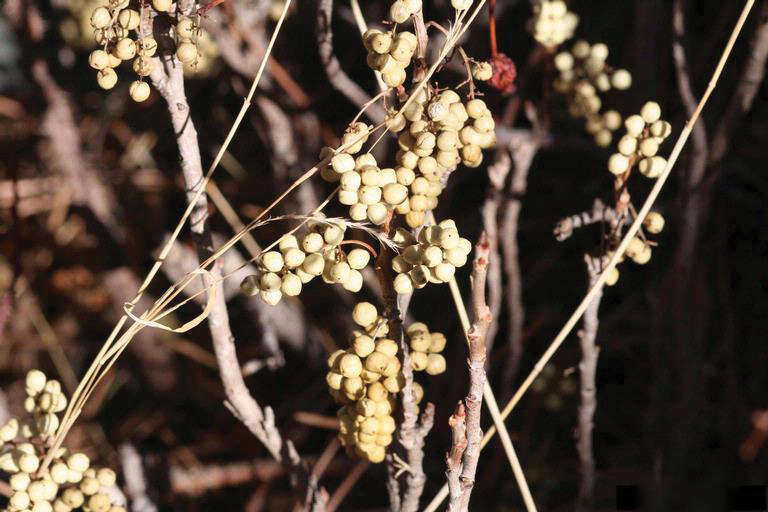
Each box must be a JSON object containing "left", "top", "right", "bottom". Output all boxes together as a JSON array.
[
  {"left": 405, "top": 323, "right": 446, "bottom": 374},
  {"left": 324, "top": 151, "right": 408, "bottom": 226},
  {"left": 326, "top": 303, "right": 404, "bottom": 463},
  {"left": 87, "top": 1, "right": 154, "bottom": 101},
  {"left": 553, "top": 41, "right": 633, "bottom": 147},
  {"left": 0, "top": 371, "right": 124, "bottom": 512},
  {"left": 364, "top": 30, "right": 417, "bottom": 88},
  {"left": 390, "top": 220, "right": 472, "bottom": 293},
  {"left": 387, "top": 91, "right": 496, "bottom": 227},
  {"left": 241, "top": 219, "right": 370, "bottom": 305},
  {"left": 529, "top": 0, "right": 579, "bottom": 48},
  {"left": 608, "top": 102, "right": 671, "bottom": 179}
]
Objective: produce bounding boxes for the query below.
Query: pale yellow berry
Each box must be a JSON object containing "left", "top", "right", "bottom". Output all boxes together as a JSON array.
[
  {"left": 129, "top": 81, "right": 150, "bottom": 102},
  {"left": 343, "top": 269, "right": 364, "bottom": 292},
  {"left": 176, "top": 42, "right": 198, "bottom": 64},
  {"left": 594, "top": 130, "right": 612, "bottom": 147},
  {"left": 429, "top": 332, "right": 447, "bottom": 352},
  {"left": 603, "top": 110, "right": 622, "bottom": 131},
  {"left": 176, "top": 17, "right": 195, "bottom": 40},
  {"left": 389, "top": 1, "right": 410, "bottom": 23},
  {"left": 426, "top": 353, "right": 447, "bottom": 375},
  {"left": 88, "top": 493, "right": 111, "bottom": 512},
  {"left": 639, "top": 137, "right": 659, "bottom": 157},
  {"left": 137, "top": 37, "right": 158, "bottom": 57},
  {"left": 611, "top": 69, "right": 632, "bottom": 90},
  {"left": 152, "top": 0, "right": 172, "bottom": 11},
  {"left": 67, "top": 453, "right": 90, "bottom": 473},
  {"left": 640, "top": 101, "right": 662, "bottom": 124},
  {"left": 364, "top": 352, "right": 389, "bottom": 374},
  {"left": 10, "top": 472, "right": 30, "bottom": 491},
  {"left": 88, "top": 50, "right": 110, "bottom": 70},
  {"left": 608, "top": 153, "right": 630, "bottom": 175},
  {"left": 26, "top": 370, "right": 47, "bottom": 395},
  {"left": 411, "top": 351, "right": 428, "bottom": 371},
  {"left": 280, "top": 273, "right": 302, "bottom": 296},
  {"left": 605, "top": 267, "right": 619, "bottom": 286},
  {"left": 624, "top": 115, "right": 645, "bottom": 136},
  {"left": 19, "top": 453, "right": 40, "bottom": 473},
  {"left": 353, "top": 336, "right": 376, "bottom": 358},
  {"left": 62, "top": 488, "right": 85, "bottom": 507},
  {"left": 617, "top": 135, "right": 638, "bottom": 156},
  {"left": 114, "top": 38, "right": 136, "bottom": 60},
  {"left": 132, "top": 56, "right": 154, "bottom": 76},
  {"left": 339, "top": 354, "right": 363, "bottom": 378},
  {"left": 90, "top": 7, "right": 111, "bottom": 29},
  {"left": 345, "top": 248, "right": 369, "bottom": 270},
  {"left": 97, "top": 68, "right": 118, "bottom": 90},
  {"left": 393, "top": 273, "right": 414, "bottom": 294},
  {"left": 117, "top": 9, "right": 140, "bottom": 29},
  {"left": 643, "top": 212, "right": 665, "bottom": 234},
  {"left": 10, "top": 490, "right": 31, "bottom": 510},
  {"left": 472, "top": 61, "right": 493, "bottom": 81},
  {"left": 326, "top": 372, "right": 343, "bottom": 390},
  {"left": 638, "top": 156, "right": 666, "bottom": 178},
  {"left": 452, "top": 0, "right": 472, "bottom": 10}
]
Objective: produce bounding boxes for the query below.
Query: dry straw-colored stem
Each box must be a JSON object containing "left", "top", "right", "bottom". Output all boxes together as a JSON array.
[{"left": 424, "top": 0, "right": 756, "bottom": 509}]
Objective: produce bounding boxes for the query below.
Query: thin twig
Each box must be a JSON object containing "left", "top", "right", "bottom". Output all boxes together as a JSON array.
[
  {"left": 317, "top": 0, "right": 385, "bottom": 123},
  {"left": 575, "top": 256, "right": 605, "bottom": 512}
]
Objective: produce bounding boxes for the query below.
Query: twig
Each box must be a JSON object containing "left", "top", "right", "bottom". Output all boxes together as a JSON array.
[
  {"left": 481, "top": 149, "right": 512, "bottom": 353},
  {"left": 423, "top": 2, "right": 757, "bottom": 509},
  {"left": 501, "top": 126, "right": 541, "bottom": 390},
  {"left": 317, "top": 0, "right": 386, "bottom": 123},
  {"left": 575, "top": 256, "right": 605, "bottom": 512},
  {"left": 377, "top": 216, "right": 435, "bottom": 512},
  {"left": 446, "top": 235, "right": 491, "bottom": 511},
  {"left": 445, "top": 402, "right": 467, "bottom": 509},
  {"left": 147, "top": 2, "right": 323, "bottom": 507},
  {"left": 119, "top": 444, "right": 158, "bottom": 512},
  {"left": 553, "top": 199, "right": 621, "bottom": 242}
]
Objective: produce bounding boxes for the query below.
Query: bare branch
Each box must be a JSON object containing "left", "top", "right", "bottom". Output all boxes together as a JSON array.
[
  {"left": 317, "top": 0, "right": 386, "bottom": 124},
  {"left": 554, "top": 199, "right": 621, "bottom": 242},
  {"left": 447, "top": 233, "right": 491, "bottom": 512},
  {"left": 575, "top": 256, "right": 605, "bottom": 512},
  {"left": 119, "top": 444, "right": 158, "bottom": 512},
  {"left": 445, "top": 402, "right": 467, "bottom": 511},
  {"left": 143, "top": 6, "right": 324, "bottom": 507}
]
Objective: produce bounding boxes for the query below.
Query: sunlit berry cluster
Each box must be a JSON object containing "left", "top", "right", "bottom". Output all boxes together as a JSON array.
[
  {"left": 88, "top": 1, "right": 155, "bottom": 101},
  {"left": 387, "top": 91, "right": 496, "bottom": 227},
  {"left": 388, "top": 0, "right": 422, "bottom": 24},
  {"left": 391, "top": 220, "right": 472, "bottom": 293},
  {"left": 0, "top": 371, "right": 124, "bottom": 512},
  {"left": 241, "top": 219, "right": 370, "bottom": 305},
  {"left": 529, "top": 0, "right": 579, "bottom": 48},
  {"left": 327, "top": 303, "right": 404, "bottom": 463},
  {"left": 323, "top": 151, "right": 408, "bottom": 225},
  {"left": 173, "top": 16, "right": 219, "bottom": 76},
  {"left": 553, "top": 41, "right": 633, "bottom": 147},
  {"left": 364, "top": 30, "right": 417, "bottom": 88},
  {"left": 405, "top": 323, "right": 446, "bottom": 375},
  {"left": 607, "top": 102, "right": 671, "bottom": 178}
]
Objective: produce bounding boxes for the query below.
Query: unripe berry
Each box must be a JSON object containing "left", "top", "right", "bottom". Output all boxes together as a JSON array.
[
  {"left": 10, "top": 491, "right": 31, "bottom": 510},
  {"left": 611, "top": 69, "right": 632, "bottom": 90},
  {"left": 430, "top": 332, "right": 447, "bottom": 352},
  {"left": 472, "top": 61, "right": 493, "bottom": 81},
  {"left": 280, "top": 273, "right": 302, "bottom": 296},
  {"left": 176, "top": 42, "right": 197, "bottom": 64},
  {"left": 68, "top": 453, "right": 90, "bottom": 473},
  {"left": 26, "top": 370, "right": 47, "bottom": 395},
  {"left": 353, "top": 302, "right": 378, "bottom": 327}
]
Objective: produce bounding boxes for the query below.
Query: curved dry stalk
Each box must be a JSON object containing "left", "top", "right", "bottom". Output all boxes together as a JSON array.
[{"left": 423, "top": 2, "right": 757, "bottom": 509}]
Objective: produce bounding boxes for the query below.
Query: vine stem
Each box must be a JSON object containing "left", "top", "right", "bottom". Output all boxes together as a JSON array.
[{"left": 423, "top": 0, "right": 756, "bottom": 509}]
